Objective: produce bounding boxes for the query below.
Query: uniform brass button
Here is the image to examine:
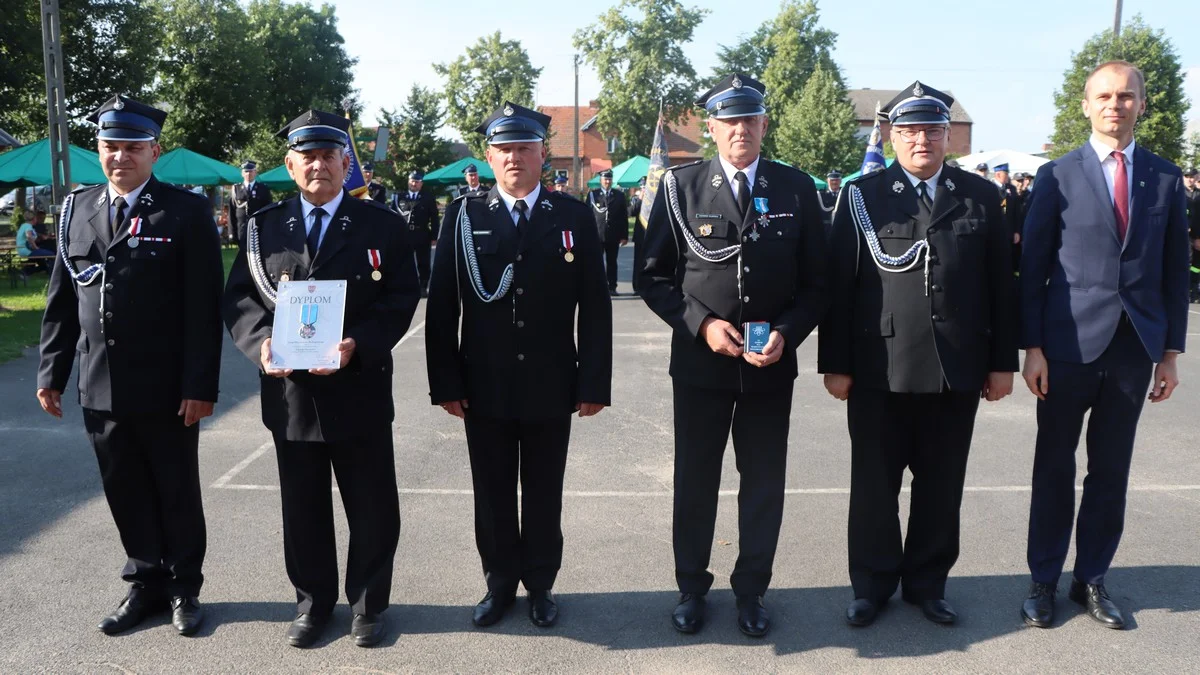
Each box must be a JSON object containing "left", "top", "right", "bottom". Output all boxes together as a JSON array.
[
  {"left": 743, "top": 296, "right": 751, "bottom": 303},
  {"left": 744, "top": 266, "right": 750, "bottom": 272},
  {"left": 886, "top": 228, "right": 894, "bottom": 234},
  {"left": 932, "top": 314, "right": 943, "bottom": 322},
  {"left": 928, "top": 255, "right": 938, "bottom": 263},
  {"left": 516, "top": 288, "right": 524, "bottom": 295},
  {"left": 107, "top": 256, "right": 115, "bottom": 262},
  {"left": 104, "top": 312, "right": 113, "bottom": 319},
  {"left": 516, "top": 254, "right": 523, "bottom": 262},
  {"left": 517, "top": 320, "right": 525, "bottom": 328},
  {"left": 104, "top": 283, "right": 113, "bottom": 291},
  {"left": 107, "top": 339, "right": 115, "bottom": 346},
  {"left": 931, "top": 284, "right": 943, "bottom": 292},
  {"left": 517, "top": 354, "right": 525, "bottom": 361}
]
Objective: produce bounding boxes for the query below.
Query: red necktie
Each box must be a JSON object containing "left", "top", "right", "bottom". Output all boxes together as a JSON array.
[{"left": 1111, "top": 151, "right": 1129, "bottom": 242}]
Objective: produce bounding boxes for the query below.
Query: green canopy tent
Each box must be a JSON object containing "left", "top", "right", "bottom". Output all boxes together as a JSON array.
[
  {"left": 153, "top": 148, "right": 242, "bottom": 185},
  {"left": 586, "top": 155, "right": 649, "bottom": 189},
  {"left": 257, "top": 164, "right": 296, "bottom": 192},
  {"left": 0, "top": 138, "right": 107, "bottom": 192},
  {"left": 422, "top": 157, "right": 494, "bottom": 186}
]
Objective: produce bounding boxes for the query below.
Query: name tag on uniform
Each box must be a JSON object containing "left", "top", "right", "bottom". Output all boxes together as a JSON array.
[{"left": 743, "top": 321, "right": 771, "bottom": 354}]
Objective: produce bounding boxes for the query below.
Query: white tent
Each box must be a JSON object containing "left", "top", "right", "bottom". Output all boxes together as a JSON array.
[{"left": 954, "top": 149, "right": 1050, "bottom": 177}]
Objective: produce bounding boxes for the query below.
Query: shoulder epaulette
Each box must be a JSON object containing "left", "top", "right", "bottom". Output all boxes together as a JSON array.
[
  {"left": 70, "top": 184, "right": 97, "bottom": 195},
  {"left": 250, "top": 200, "right": 288, "bottom": 218},
  {"left": 360, "top": 197, "right": 394, "bottom": 212},
  {"left": 666, "top": 159, "right": 705, "bottom": 173}
]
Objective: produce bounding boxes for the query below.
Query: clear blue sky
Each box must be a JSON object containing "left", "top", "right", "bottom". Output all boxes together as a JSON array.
[{"left": 333, "top": 0, "right": 1199, "bottom": 153}]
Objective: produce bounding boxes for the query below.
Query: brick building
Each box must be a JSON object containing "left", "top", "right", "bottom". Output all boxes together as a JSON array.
[
  {"left": 538, "top": 102, "right": 707, "bottom": 187},
  {"left": 846, "top": 89, "right": 974, "bottom": 157}
]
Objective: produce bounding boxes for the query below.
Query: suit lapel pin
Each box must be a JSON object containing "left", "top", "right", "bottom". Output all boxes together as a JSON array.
[
  {"left": 892, "top": 181, "right": 904, "bottom": 194},
  {"left": 1139, "top": 180, "right": 1145, "bottom": 187},
  {"left": 340, "top": 215, "right": 350, "bottom": 231},
  {"left": 711, "top": 174, "right": 723, "bottom": 189},
  {"left": 945, "top": 179, "right": 956, "bottom": 192}
]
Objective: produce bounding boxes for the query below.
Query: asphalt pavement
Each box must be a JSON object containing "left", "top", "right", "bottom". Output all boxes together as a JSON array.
[{"left": 1, "top": 248, "right": 1197, "bottom": 673}]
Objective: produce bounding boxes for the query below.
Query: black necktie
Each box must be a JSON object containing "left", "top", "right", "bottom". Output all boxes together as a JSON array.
[
  {"left": 917, "top": 181, "right": 933, "bottom": 210},
  {"left": 112, "top": 195, "right": 127, "bottom": 236},
  {"left": 513, "top": 199, "right": 529, "bottom": 229},
  {"left": 735, "top": 171, "right": 751, "bottom": 218},
  {"left": 307, "top": 207, "right": 326, "bottom": 259}
]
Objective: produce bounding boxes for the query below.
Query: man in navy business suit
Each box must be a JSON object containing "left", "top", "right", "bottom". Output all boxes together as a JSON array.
[{"left": 1019, "top": 60, "right": 1189, "bottom": 630}]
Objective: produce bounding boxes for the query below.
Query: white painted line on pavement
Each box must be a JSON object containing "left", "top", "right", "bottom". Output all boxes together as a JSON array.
[
  {"left": 212, "top": 483, "right": 1200, "bottom": 496},
  {"left": 210, "top": 442, "right": 271, "bottom": 488},
  {"left": 392, "top": 320, "right": 426, "bottom": 351}
]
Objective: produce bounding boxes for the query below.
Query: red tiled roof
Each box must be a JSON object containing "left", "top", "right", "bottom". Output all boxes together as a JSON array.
[{"left": 540, "top": 105, "right": 598, "bottom": 159}]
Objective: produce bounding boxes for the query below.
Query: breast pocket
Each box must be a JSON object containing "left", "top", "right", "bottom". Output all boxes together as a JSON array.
[
  {"left": 473, "top": 230, "right": 500, "bottom": 255},
  {"left": 67, "top": 239, "right": 95, "bottom": 262},
  {"left": 952, "top": 218, "right": 985, "bottom": 257}
]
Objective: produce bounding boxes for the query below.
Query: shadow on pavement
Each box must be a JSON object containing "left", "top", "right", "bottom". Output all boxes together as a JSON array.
[{"left": 0, "top": 334, "right": 263, "bottom": 561}]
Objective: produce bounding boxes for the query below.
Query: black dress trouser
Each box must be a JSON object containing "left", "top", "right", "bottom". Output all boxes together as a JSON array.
[
  {"left": 604, "top": 242, "right": 620, "bottom": 291},
  {"left": 272, "top": 425, "right": 400, "bottom": 616},
  {"left": 846, "top": 387, "right": 980, "bottom": 603},
  {"left": 82, "top": 409, "right": 206, "bottom": 598},
  {"left": 464, "top": 413, "right": 573, "bottom": 595},
  {"left": 672, "top": 380, "right": 793, "bottom": 597}
]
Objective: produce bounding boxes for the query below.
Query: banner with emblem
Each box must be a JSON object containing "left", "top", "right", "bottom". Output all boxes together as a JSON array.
[
  {"left": 639, "top": 102, "right": 670, "bottom": 226},
  {"left": 342, "top": 104, "right": 369, "bottom": 198},
  {"left": 859, "top": 101, "right": 886, "bottom": 176}
]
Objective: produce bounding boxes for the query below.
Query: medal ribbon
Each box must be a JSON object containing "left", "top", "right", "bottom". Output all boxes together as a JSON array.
[
  {"left": 562, "top": 230, "right": 574, "bottom": 252},
  {"left": 368, "top": 248, "right": 381, "bottom": 271},
  {"left": 130, "top": 216, "right": 142, "bottom": 237}
]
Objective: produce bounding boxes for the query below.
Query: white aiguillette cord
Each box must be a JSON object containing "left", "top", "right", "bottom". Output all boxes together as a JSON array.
[{"left": 848, "top": 184, "right": 931, "bottom": 295}]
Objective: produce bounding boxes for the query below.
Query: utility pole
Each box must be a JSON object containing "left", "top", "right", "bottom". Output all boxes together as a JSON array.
[
  {"left": 1113, "top": 0, "right": 1123, "bottom": 37},
  {"left": 573, "top": 54, "right": 581, "bottom": 192},
  {"left": 41, "top": 0, "right": 72, "bottom": 209}
]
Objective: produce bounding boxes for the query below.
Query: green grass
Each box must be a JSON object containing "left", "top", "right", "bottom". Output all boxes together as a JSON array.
[
  {"left": 0, "top": 273, "right": 50, "bottom": 363},
  {"left": 0, "top": 245, "right": 241, "bottom": 365}
]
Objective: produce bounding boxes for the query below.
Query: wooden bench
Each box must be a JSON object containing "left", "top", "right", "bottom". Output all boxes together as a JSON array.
[{"left": 1, "top": 246, "right": 54, "bottom": 289}]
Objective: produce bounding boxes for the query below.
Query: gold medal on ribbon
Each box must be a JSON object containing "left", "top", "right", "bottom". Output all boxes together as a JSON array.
[{"left": 371, "top": 270, "right": 382, "bottom": 281}]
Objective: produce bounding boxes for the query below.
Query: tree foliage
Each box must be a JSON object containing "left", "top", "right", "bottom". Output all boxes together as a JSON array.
[
  {"left": 0, "top": 0, "right": 157, "bottom": 147},
  {"left": 773, "top": 63, "right": 860, "bottom": 176},
  {"left": 434, "top": 32, "right": 541, "bottom": 159},
  {"left": 376, "top": 86, "right": 455, "bottom": 192},
  {"left": 574, "top": 0, "right": 707, "bottom": 164},
  {"left": 1049, "top": 15, "right": 1188, "bottom": 163}
]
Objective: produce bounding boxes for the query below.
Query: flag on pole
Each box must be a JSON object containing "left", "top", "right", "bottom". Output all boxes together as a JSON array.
[
  {"left": 859, "top": 101, "right": 886, "bottom": 176},
  {"left": 342, "top": 103, "right": 368, "bottom": 198},
  {"left": 639, "top": 103, "right": 669, "bottom": 226}
]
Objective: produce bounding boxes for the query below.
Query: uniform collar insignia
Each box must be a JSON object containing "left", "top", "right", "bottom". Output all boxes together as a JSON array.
[
  {"left": 711, "top": 174, "right": 723, "bottom": 188},
  {"left": 286, "top": 216, "right": 298, "bottom": 223},
  {"left": 95, "top": 192, "right": 106, "bottom": 207},
  {"left": 339, "top": 214, "right": 351, "bottom": 222},
  {"left": 488, "top": 198, "right": 500, "bottom": 210},
  {"left": 139, "top": 192, "right": 154, "bottom": 206},
  {"left": 945, "top": 179, "right": 956, "bottom": 192},
  {"left": 892, "top": 181, "right": 904, "bottom": 194},
  {"left": 540, "top": 199, "right": 553, "bottom": 210},
  {"left": 758, "top": 174, "right": 768, "bottom": 189}
]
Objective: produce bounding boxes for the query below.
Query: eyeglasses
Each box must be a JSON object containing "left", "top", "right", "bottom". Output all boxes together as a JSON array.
[{"left": 893, "top": 127, "right": 947, "bottom": 142}]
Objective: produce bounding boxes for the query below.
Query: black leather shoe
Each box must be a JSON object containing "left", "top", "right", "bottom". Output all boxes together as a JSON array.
[
  {"left": 920, "top": 598, "right": 958, "bottom": 624},
  {"left": 1021, "top": 582, "right": 1057, "bottom": 628},
  {"left": 736, "top": 595, "right": 770, "bottom": 637},
  {"left": 671, "top": 593, "right": 706, "bottom": 634},
  {"left": 472, "top": 590, "right": 515, "bottom": 627},
  {"left": 528, "top": 590, "right": 558, "bottom": 627},
  {"left": 351, "top": 613, "right": 385, "bottom": 647},
  {"left": 171, "top": 597, "right": 203, "bottom": 636},
  {"left": 846, "top": 598, "right": 881, "bottom": 627},
  {"left": 1069, "top": 580, "right": 1125, "bottom": 629},
  {"left": 286, "top": 613, "right": 330, "bottom": 648},
  {"left": 97, "top": 592, "right": 164, "bottom": 635}
]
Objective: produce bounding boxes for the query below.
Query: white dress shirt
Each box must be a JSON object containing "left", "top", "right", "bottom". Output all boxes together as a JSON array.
[
  {"left": 496, "top": 184, "right": 541, "bottom": 226},
  {"left": 1089, "top": 133, "right": 1135, "bottom": 210},
  {"left": 718, "top": 154, "right": 761, "bottom": 200},
  {"left": 299, "top": 189, "right": 345, "bottom": 248},
  {"left": 108, "top": 179, "right": 150, "bottom": 225},
  {"left": 900, "top": 165, "right": 944, "bottom": 203}
]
